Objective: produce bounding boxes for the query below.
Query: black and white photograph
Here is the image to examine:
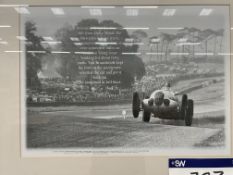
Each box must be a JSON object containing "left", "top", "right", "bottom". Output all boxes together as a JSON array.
[{"left": 20, "top": 5, "right": 231, "bottom": 155}]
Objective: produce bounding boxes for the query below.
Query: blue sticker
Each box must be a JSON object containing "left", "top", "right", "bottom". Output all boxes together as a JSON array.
[{"left": 169, "top": 158, "right": 233, "bottom": 168}]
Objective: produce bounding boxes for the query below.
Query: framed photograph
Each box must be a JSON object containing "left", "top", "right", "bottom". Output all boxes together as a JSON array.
[
  {"left": 19, "top": 5, "right": 231, "bottom": 156},
  {"left": 0, "top": 2, "right": 232, "bottom": 175}
]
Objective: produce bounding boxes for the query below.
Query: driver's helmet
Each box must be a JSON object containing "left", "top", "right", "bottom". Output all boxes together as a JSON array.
[
  {"left": 165, "top": 82, "right": 171, "bottom": 88},
  {"left": 162, "top": 82, "right": 171, "bottom": 91}
]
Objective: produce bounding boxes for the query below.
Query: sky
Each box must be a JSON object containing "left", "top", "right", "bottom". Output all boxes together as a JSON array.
[{"left": 17, "top": 5, "right": 230, "bottom": 78}]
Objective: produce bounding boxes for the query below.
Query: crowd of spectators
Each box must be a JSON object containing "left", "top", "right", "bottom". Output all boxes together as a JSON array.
[
  {"left": 27, "top": 85, "right": 133, "bottom": 104},
  {"left": 134, "top": 61, "right": 223, "bottom": 94},
  {"left": 27, "top": 61, "right": 223, "bottom": 105}
]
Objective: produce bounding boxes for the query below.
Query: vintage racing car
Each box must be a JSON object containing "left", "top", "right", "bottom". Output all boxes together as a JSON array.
[{"left": 132, "top": 86, "right": 194, "bottom": 126}]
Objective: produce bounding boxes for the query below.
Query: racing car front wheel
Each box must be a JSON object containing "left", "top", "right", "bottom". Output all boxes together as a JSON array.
[
  {"left": 132, "top": 92, "right": 140, "bottom": 118},
  {"left": 143, "top": 111, "right": 151, "bottom": 122},
  {"left": 181, "top": 94, "right": 188, "bottom": 119},
  {"left": 185, "top": 99, "right": 194, "bottom": 126}
]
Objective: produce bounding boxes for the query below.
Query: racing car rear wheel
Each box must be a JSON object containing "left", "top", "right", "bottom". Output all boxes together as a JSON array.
[
  {"left": 180, "top": 94, "right": 188, "bottom": 119},
  {"left": 185, "top": 99, "right": 194, "bottom": 126},
  {"left": 143, "top": 111, "right": 151, "bottom": 122},
  {"left": 132, "top": 92, "right": 140, "bottom": 118}
]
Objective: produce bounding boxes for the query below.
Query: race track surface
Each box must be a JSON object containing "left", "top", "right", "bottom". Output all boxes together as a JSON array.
[{"left": 26, "top": 80, "right": 226, "bottom": 150}]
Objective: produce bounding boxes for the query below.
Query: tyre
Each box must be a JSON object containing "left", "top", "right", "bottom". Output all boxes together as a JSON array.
[
  {"left": 132, "top": 92, "right": 140, "bottom": 118},
  {"left": 185, "top": 99, "right": 194, "bottom": 126},
  {"left": 180, "top": 94, "right": 188, "bottom": 119},
  {"left": 143, "top": 111, "right": 151, "bottom": 122}
]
